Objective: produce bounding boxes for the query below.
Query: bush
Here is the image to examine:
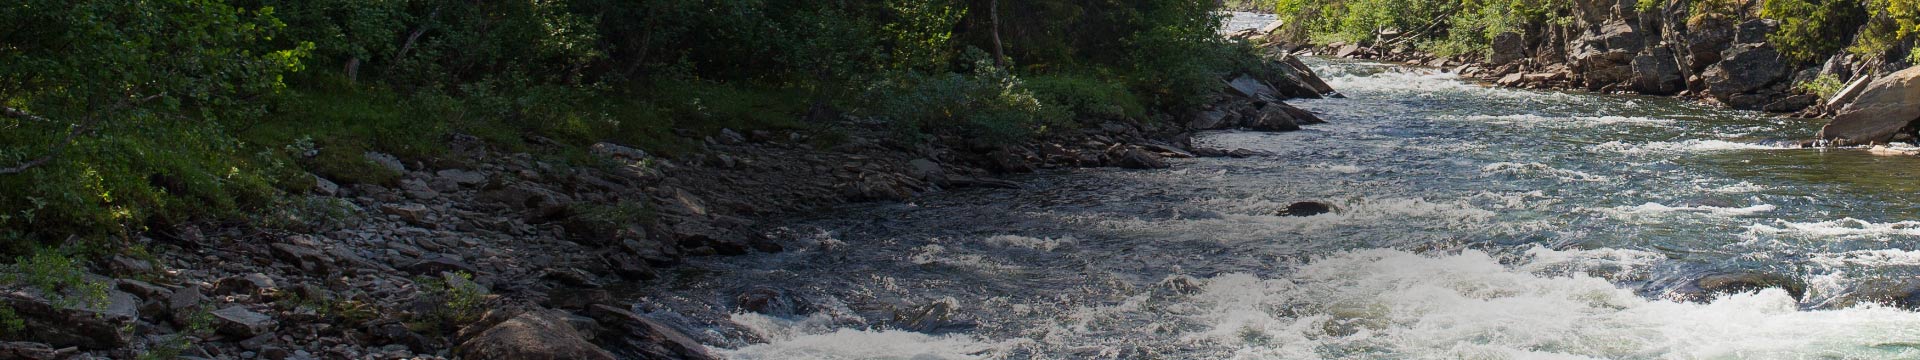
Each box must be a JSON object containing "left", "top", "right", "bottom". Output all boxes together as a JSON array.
[
  {"left": 1763, "top": 0, "right": 1868, "bottom": 63},
  {"left": 865, "top": 55, "right": 1066, "bottom": 145},
  {"left": 1025, "top": 73, "right": 1148, "bottom": 122},
  {"left": 1795, "top": 74, "right": 1846, "bottom": 98}
]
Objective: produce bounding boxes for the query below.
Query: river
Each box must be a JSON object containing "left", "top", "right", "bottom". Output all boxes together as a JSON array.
[{"left": 624, "top": 26, "right": 1920, "bottom": 360}]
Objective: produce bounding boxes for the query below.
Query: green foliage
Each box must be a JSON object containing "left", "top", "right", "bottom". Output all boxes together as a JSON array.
[
  {"left": 0, "top": 0, "right": 310, "bottom": 243},
  {"left": 866, "top": 56, "right": 1066, "bottom": 145},
  {"left": 0, "top": 249, "right": 112, "bottom": 336},
  {"left": 1850, "top": 0, "right": 1920, "bottom": 58},
  {"left": 1275, "top": 0, "right": 1568, "bottom": 60},
  {"left": 1795, "top": 74, "right": 1847, "bottom": 98},
  {"left": 137, "top": 309, "right": 211, "bottom": 360},
  {"left": 2, "top": 0, "right": 1252, "bottom": 251},
  {"left": 1025, "top": 73, "right": 1149, "bottom": 122},
  {"left": 1763, "top": 0, "right": 1868, "bottom": 62},
  {"left": 409, "top": 271, "right": 487, "bottom": 334}
]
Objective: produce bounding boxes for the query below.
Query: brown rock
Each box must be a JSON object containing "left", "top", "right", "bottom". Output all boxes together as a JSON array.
[
  {"left": 1818, "top": 66, "right": 1920, "bottom": 145},
  {"left": 460, "top": 309, "right": 616, "bottom": 360}
]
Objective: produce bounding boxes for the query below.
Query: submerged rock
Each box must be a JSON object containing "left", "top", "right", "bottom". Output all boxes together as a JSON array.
[{"left": 1669, "top": 271, "right": 1806, "bottom": 303}]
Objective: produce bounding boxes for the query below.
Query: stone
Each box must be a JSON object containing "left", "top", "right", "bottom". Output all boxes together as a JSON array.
[
  {"left": 312, "top": 174, "right": 340, "bottom": 196},
  {"left": 1225, "top": 74, "right": 1278, "bottom": 101},
  {"left": 735, "top": 286, "right": 809, "bottom": 317},
  {"left": 907, "top": 159, "right": 945, "bottom": 183},
  {"left": 1278, "top": 201, "right": 1336, "bottom": 217},
  {"left": 270, "top": 243, "right": 334, "bottom": 274},
  {"left": 363, "top": 152, "right": 406, "bottom": 173},
  {"left": 1189, "top": 110, "right": 1233, "bottom": 130},
  {"left": 1703, "top": 44, "right": 1789, "bottom": 100},
  {"left": 1244, "top": 104, "right": 1302, "bottom": 131},
  {"left": 436, "top": 169, "right": 488, "bottom": 186},
  {"left": 1763, "top": 94, "right": 1819, "bottom": 113},
  {"left": 585, "top": 305, "right": 719, "bottom": 360},
  {"left": 379, "top": 203, "right": 430, "bottom": 225},
  {"left": 589, "top": 142, "right": 649, "bottom": 161},
  {"left": 402, "top": 254, "right": 478, "bottom": 276},
  {"left": 478, "top": 183, "right": 572, "bottom": 215},
  {"left": 399, "top": 179, "right": 439, "bottom": 200},
  {"left": 115, "top": 279, "right": 170, "bottom": 301},
  {"left": 1489, "top": 32, "right": 1527, "bottom": 65},
  {"left": 0, "top": 342, "right": 77, "bottom": 360},
  {"left": 1630, "top": 48, "right": 1685, "bottom": 95},
  {"left": 1826, "top": 75, "right": 1875, "bottom": 109},
  {"left": 1733, "top": 19, "right": 1778, "bottom": 45},
  {"left": 1111, "top": 147, "right": 1169, "bottom": 169},
  {"left": 212, "top": 273, "right": 277, "bottom": 296},
  {"left": 210, "top": 306, "right": 275, "bottom": 338},
  {"left": 1335, "top": 44, "right": 1363, "bottom": 58},
  {"left": 0, "top": 292, "right": 131, "bottom": 349},
  {"left": 1818, "top": 66, "right": 1920, "bottom": 145},
  {"left": 1672, "top": 271, "right": 1805, "bottom": 303},
  {"left": 718, "top": 129, "right": 747, "bottom": 145},
  {"left": 459, "top": 309, "right": 616, "bottom": 360}
]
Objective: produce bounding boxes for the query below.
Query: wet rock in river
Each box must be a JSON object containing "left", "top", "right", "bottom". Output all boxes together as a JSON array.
[
  {"left": 1670, "top": 271, "right": 1806, "bottom": 303},
  {"left": 1111, "top": 147, "right": 1170, "bottom": 169},
  {"left": 1278, "top": 201, "right": 1336, "bottom": 217},
  {"left": 735, "top": 286, "right": 811, "bottom": 317}
]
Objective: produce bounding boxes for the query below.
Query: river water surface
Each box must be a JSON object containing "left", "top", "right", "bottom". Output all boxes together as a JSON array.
[{"left": 626, "top": 35, "right": 1920, "bottom": 360}]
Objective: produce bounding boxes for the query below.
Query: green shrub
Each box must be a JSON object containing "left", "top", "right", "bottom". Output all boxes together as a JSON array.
[
  {"left": 865, "top": 55, "right": 1066, "bottom": 145},
  {"left": 1763, "top": 0, "right": 1868, "bottom": 63},
  {"left": 1795, "top": 74, "right": 1846, "bottom": 98},
  {"left": 1025, "top": 73, "right": 1148, "bottom": 122}
]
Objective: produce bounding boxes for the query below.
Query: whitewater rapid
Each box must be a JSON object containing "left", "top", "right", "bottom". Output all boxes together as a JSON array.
[{"left": 622, "top": 57, "right": 1920, "bottom": 359}]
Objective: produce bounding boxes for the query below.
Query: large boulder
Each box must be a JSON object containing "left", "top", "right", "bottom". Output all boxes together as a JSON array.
[
  {"left": 0, "top": 291, "right": 133, "bottom": 350},
  {"left": 1224, "top": 75, "right": 1279, "bottom": 101},
  {"left": 1489, "top": 32, "right": 1527, "bottom": 65},
  {"left": 1817, "top": 66, "right": 1920, "bottom": 145},
  {"left": 459, "top": 309, "right": 616, "bottom": 360},
  {"left": 1703, "top": 44, "right": 1789, "bottom": 102},
  {"left": 1630, "top": 48, "right": 1686, "bottom": 95},
  {"left": 586, "top": 305, "right": 719, "bottom": 360}
]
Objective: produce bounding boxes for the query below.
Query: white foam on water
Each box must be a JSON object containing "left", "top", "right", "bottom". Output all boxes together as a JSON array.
[
  {"left": 1307, "top": 163, "right": 1365, "bottom": 174},
  {"left": 725, "top": 313, "right": 1011, "bottom": 360},
  {"left": 1745, "top": 218, "right": 1920, "bottom": 240},
  {"left": 1450, "top": 114, "right": 1676, "bottom": 128},
  {"left": 1592, "top": 140, "right": 1789, "bottom": 155},
  {"left": 1594, "top": 202, "right": 1777, "bottom": 219},
  {"left": 983, "top": 235, "right": 1077, "bottom": 252},
  {"left": 1811, "top": 249, "right": 1920, "bottom": 268},
  {"left": 1183, "top": 249, "right": 1920, "bottom": 359},
  {"left": 1481, "top": 162, "right": 1610, "bottom": 182}
]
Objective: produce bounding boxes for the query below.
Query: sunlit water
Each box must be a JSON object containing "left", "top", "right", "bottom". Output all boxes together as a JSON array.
[{"left": 621, "top": 41, "right": 1920, "bottom": 360}]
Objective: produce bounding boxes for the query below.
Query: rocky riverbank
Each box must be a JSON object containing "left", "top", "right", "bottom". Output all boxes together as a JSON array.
[
  {"left": 1237, "top": 1, "right": 1915, "bottom": 119},
  {"left": 0, "top": 44, "right": 1338, "bottom": 358}
]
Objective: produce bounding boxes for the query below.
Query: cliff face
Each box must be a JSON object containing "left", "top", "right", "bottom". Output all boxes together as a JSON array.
[{"left": 1284, "top": 0, "right": 1915, "bottom": 115}]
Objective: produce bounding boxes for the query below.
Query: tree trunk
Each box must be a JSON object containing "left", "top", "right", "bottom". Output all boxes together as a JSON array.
[{"left": 990, "top": 0, "right": 1007, "bottom": 68}]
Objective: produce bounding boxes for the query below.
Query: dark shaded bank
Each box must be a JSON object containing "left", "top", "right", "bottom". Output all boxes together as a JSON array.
[{"left": 0, "top": 38, "right": 1337, "bottom": 360}]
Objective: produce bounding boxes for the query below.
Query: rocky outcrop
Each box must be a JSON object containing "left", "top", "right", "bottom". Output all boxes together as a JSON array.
[
  {"left": 458, "top": 309, "right": 616, "bottom": 360},
  {"left": 1817, "top": 66, "right": 1920, "bottom": 145},
  {"left": 1298, "top": 0, "right": 1908, "bottom": 115}
]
